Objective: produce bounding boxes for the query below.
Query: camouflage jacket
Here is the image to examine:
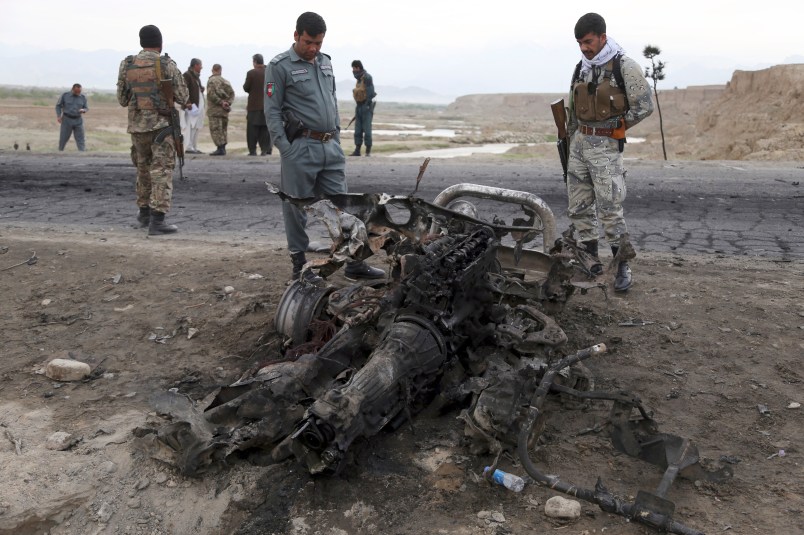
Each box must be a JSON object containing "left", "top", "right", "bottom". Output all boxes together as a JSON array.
[
  {"left": 116, "top": 50, "right": 188, "bottom": 134},
  {"left": 206, "top": 74, "right": 235, "bottom": 118}
]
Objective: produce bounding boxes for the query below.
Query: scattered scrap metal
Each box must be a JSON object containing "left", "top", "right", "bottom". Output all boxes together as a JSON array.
[{"left": 136, "top": 180, "right": 731, "bottom": 535}]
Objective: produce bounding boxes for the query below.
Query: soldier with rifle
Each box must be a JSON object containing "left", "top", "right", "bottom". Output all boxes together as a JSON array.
[
  {"left": 349, "top": 59, "right": 376, "bottom": 156},
  {"left": 116, "top": 24, "right": 189, "bottom": 235},
  {"left": 553, "top": 13, "right": 653, "bottom": 291}
]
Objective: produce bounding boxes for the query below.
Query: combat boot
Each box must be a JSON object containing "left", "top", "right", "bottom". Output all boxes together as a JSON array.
[
  {"left": 290, "top": 252, "right": 321, "bottom": 283},
  {"left": 148, "top": 211, "right": 178, "bottom": 236},
  {"left": 137, "top": 206, "right": 150, "bottom": 228},
  {"left": 350, "top": 145, "right": 361, "bottom": 156},
  {"left": 210, "top": 144, "right": 226, "bottom": 156},
  {"left": 365, "top": 146, "right": 371, "bottom": 157},
  {"left": 582, "top": 239, "right": 603, "bottom": 276},
  {"left": 611, "top": 245, "right": 633, "bottom": 292},
  {"left": 344, "top": 260, "right": 385, "bottom": 281}
]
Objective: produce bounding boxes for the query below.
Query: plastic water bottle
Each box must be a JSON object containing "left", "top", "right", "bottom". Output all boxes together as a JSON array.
[{"left": 484, "top": 466, "right": 525, "bottom": 492}]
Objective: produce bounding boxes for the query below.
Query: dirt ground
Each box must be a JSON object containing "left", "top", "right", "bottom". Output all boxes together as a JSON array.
[
  {"left": 1, "top": 224, "right": 802, "bottom": 535},
  {"left": 1, "top": 87, "right": 803, "bottom": 535}
]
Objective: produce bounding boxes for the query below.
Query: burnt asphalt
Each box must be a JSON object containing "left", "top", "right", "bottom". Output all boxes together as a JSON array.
[{"left": 1, "top": 151, "right": 802, "bottom": 261}]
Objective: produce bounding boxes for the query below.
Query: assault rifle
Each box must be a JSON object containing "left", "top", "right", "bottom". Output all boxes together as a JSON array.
[
  {"left": 160, "top": 79, "right": 186, "bottom": 181},
  {"left": 550, "top": 98, "right": 569, "bottom": 183}
]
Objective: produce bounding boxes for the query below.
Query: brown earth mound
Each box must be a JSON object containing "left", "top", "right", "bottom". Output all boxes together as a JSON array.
[{"left": 447, "top": 64, "right": 804, "bottom": 161}]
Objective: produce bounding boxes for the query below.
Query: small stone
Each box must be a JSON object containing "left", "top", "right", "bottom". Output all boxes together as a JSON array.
[
  {"left": 187, "top": 327, "right": 199, "bottom": 339},
  {"left": 787, "top": 402, "right": 801, "bottom": 409},
  {"left": 100, "top": 460, "right": 117, "bottom": 473},
  {"left": 477, "top": 511, "right": 491, "bottom": 519},
  {"left": 46, "top": 431, "right": 77, "bottom": 450},
  {"left": 544, "top": 496, "right": 581, "bottom": 519},
  {"left": 45, "top": 358, "right": 91, "bottom": 381},
  {"left": 127, "top": 497, "right": 142, "bottom": 509},
  {"left": 135, "top": 478, "right": 150, "bottom": 491},
  {"left": 96, "top": 502, "right": 113, "bottom": 523},
  {"left": 41, "top": 298, "right": 52, "bottom": 306},
  {"left": 491, "top": 512, "right": 506, "bottom": 523},
  {"left": 154, "top": 472, "right": 169, "bottom": 484},
  {"left": 223, "top": 285, "right": 235, "bottom": 294}
]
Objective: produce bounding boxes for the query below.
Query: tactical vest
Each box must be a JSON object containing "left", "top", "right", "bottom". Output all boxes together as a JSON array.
[
  {"left": 571, "top": 55, "right": 628, "bottom": 122},
  {"left": 125, "top": 54, "right": 169, "bottom": 112},
  {"left": 353, "top": 76, "right": 367, "bottom": 104}
]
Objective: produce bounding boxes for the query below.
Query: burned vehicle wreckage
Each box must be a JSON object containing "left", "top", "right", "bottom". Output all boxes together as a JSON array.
[{"left": 139, "top": 179, "right": 732, "bottom": 535}]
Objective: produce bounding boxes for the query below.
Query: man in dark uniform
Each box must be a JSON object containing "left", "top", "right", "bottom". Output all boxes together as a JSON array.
[
  {"left": 56, "top": 83, "right": 88, "bottom": 151},
  {"left": 264, "top": 11, "right": 384, "bottom": 282},
  {"left": 182, "top": 58, "right": 204, "bottom": 154},
  {"left": 243, "top": 53, "right": 272, "bottom": 156}
]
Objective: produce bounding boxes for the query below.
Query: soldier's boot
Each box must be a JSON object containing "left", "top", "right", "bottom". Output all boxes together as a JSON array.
[
  {"left": 611, "top": 245, "right": 633, "bottom": 292},
  {"left": 350, "top": 145, "right": 361, "bottom": 156},
  {"left": 365, "top": 146, "right": 371, "bottom": 157},
  {"left": 582, "top": 239, "right": 603, "bottom": 276},
  {"left": 344, "top": 260, "right": 385, "bottom": 281},
  {"left": 290, "top": 252, "right": 322, "bottom": 283},
  {"left": 210, "top": 144, "right": 226, "bottom": 156},
  {"left": 137, "top": 206, "right": 151, "bottom": 228},
  {"left": 148, "top": 211, "right": 178, "bottom": 236}
]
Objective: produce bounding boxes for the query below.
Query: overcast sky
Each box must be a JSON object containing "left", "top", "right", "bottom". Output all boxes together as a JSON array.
[{"left": 1, "top": 0, "right": 801, "bottom": 99}]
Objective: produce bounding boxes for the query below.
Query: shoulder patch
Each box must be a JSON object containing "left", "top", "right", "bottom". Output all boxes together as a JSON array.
[
  {"left": 319, "top": 64, "right": 332, "bottom": 71},
  {"left": 270, "top": 51, "right": 290, "bottom": 65}
]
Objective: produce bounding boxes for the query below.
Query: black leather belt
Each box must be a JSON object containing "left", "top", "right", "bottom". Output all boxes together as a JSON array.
[
  {"left": 579, "top": 124, "right": 614, "bottom": 137},
  {"left": 62, "top": 113, "right": 80, "bottom": 119},
  {"left": 300, "top": 129, "right": 335, "bottom": 142}
]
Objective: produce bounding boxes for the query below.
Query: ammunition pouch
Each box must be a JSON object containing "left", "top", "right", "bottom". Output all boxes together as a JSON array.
[{"left": 283, "top": 110, "right": 305, "bottom": 142}]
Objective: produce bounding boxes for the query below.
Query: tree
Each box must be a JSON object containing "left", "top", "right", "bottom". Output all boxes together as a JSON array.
[{"left": 643, "top": 45, "right": 667, "bottom": 160}]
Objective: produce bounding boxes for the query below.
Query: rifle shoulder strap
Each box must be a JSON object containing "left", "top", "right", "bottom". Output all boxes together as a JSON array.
[
  {"left": 570, "top": 60, "right": 582, "bottom": 90},
  {"left": 612, "top": 54, "right": 625, "bottom": 92}
]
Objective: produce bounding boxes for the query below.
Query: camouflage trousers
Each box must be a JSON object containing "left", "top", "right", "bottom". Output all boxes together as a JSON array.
[
  {"left": 131, "top": 130, "right": 175, "bottom": 214},
  {"left": 566, "top": 132, "right": 627, "bottom": 246},
  {"left": 208, "top": 116, "right": 229, "bottom": 146}
]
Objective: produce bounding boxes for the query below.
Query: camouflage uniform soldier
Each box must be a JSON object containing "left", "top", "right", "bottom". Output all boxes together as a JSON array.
[
  {"left": 566, "top": 13, "right": 653, "bottom": 291},
  {"left": 206, "top": 64, "right": 235, "bottom": 155},
  {"left": 116, "top": 25, "right": 189, "bottom": 235},
  {"left": 349, "top": 60, "right": 376, "bottom": 157}
]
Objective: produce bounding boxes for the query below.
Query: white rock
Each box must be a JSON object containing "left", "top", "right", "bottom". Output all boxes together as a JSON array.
[
  {"left": 787, "top": 402, "right": 801, "bottom": 409},
  {"left": 46, "top": 431, "right": 76, "bottom": 450},
  {"left": 544, "top": 496, "right": 581, "bottom": 519},
  {"left": 96, "top": 502, "right": 113, "bottom": 523},
  {"left": 187, "top": 327, "right": 199, "bottom": 339},
  {"left": 41, "top": 298, "right": 52, "bottom": 306},
  {"left": 224, "top": 285, "right": 235, "bottom": 294},
  {"left": 45, "top": 358, "right": 91, "bottom": 381},
  {"left": 491, "top": 511, "right": 506, "bottom": 523}
]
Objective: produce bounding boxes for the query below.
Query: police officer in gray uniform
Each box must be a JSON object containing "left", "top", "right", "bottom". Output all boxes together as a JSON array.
[
  {"left": 56, "top": 83, "right": 88, "bottom": 151},
  {"left": 265, "top": 11, "right": 384, "bottom": 282}
]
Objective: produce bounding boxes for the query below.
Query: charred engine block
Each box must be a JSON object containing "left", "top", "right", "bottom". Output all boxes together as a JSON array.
[{"left": 291, "top": 226, "right": 500, "bottom": 474}]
